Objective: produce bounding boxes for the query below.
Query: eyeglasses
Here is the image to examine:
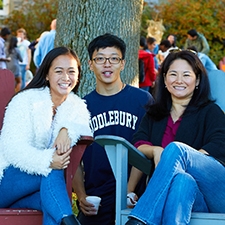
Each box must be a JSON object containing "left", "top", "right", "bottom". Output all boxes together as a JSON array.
[
  {"left": 169, "top": 48, "right": 197, "bottom": 55},
  {"left": 92, "top": 56, "right": 122, "bottom": 65}
]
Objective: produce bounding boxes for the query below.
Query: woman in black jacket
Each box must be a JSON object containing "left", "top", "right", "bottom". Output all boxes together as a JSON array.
[{"left": 126, "top": 50, "right": 225, "bottom": 225}]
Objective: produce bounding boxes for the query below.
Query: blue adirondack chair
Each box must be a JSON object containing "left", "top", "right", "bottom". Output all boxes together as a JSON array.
[
  {"left": 208, "top": 69, "right": 225, "bottom": 112},
  {"left": 95, "top": 69, "right": 225, "bottom": 225}
]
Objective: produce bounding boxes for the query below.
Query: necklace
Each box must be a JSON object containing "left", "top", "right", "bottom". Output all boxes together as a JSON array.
[{"left": 52, "top": 106, "right": 57, "bottom": 120}]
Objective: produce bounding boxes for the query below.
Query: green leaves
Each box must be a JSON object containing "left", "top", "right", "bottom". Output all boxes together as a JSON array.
[
  {"left": 1, "top": 0, "right": 58, "bottom": 41},
  {"left": 155, "top": 0, "right": 225, "bottom": 66}
]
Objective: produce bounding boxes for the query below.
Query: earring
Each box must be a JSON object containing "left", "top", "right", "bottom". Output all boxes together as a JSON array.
[
  {"left": 196, "top": 86, "right": 198, "bottom": 89},
  {"left": 45, "top": 80, "right": 49, "bottom": 86}
]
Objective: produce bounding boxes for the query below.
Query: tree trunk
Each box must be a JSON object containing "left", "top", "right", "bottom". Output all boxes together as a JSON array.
[{"left": 55, "top": 0, "right": 143, "bottom": 97}]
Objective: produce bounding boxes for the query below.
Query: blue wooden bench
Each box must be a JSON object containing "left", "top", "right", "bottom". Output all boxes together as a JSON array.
[
  {"left": 94, "top": 69, "right": 225, "bottom": 225},
  {"left": 95, "top": 135, "right": 153, "bottom": 225},
  {"left": 95, "top": 135, "right": 225, "bottom": 225},
  {"left": 208, "top": 70, "right": 225, "bottom": 111},
  {"left": 0, "top": 69, "right": 93, "bottom": 224}
]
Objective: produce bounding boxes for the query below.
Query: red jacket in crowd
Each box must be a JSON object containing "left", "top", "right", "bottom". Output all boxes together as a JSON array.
[{"left": 138, "top": 49, "right": 156, "bottom": 88}]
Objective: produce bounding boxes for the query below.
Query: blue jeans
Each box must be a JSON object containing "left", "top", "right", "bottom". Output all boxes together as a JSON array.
[
  {"left": 129, "top": 142, "right": 225, "bottom": 225},
  {"left": 20, "top": 64, "right": 26, "bottom": 89},
  {"left": 0, "top": 166, "right": 73, "bottom": 225}
]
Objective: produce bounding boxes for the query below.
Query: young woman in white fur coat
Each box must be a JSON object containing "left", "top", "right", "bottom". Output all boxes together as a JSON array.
[{"left": 0, "top": 47, "right": 92, "bottom": 225}]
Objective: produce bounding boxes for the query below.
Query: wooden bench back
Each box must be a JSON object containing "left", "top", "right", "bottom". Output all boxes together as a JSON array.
[{"left": 0, "top": 69, "right": 15, "bottom": 130}]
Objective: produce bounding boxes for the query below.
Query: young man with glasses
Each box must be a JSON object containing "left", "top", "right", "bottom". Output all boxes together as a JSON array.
[{"left": 73, "top": 33, "right": 154, "bottom": 225}]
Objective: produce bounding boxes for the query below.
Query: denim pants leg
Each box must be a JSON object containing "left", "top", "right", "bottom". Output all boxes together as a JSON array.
[
  {"left": 10, "top": 191, "right": 42, "bottom": 210},
  {"left": 0, "top": 167, "right": 73, "bottom": 225},
  {"left": 20, "top": 64, "right": 26, "bottom": 89},
  {"left": 129, "top": 142, "right": 225, "bottom": 225},
  {"left": 162, "top": 172, "right": 208, "bottom": 225},
  {"left": 0, "top": 166, "right": 41, "bottom": 207},
  {"left": 40, "top": 169, "right": 73, "bottom": 225}
]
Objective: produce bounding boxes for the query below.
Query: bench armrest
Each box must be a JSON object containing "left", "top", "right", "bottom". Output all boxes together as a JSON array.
[
  {"left": 95, "top": 135, "right": 153, "bottom": 223},
  {"left": 65, "top": 135, "right": 93, "bottom": 202},
  {"left": 95, "top": 135, "right": 153, "bottom": 175}
]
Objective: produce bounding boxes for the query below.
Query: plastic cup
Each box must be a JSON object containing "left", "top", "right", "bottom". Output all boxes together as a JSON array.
[{"left": 86, "top": 196, "right": 101, "bottom": 214}]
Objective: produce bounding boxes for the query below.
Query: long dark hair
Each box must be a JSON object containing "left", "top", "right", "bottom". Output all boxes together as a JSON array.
[
  {"left": 23, "top": 46, "right": 81, "bottom": 94},
  {"left": 8, "top": 36, "right": 18, "bottom": 54},
  {"left": 147, "top": 50, "right": 211, "bottom": 120}
]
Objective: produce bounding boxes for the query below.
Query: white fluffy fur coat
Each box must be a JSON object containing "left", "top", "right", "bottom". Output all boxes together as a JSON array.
[{"left": 0, "top": 87, "right": 92, "bottom": 182}]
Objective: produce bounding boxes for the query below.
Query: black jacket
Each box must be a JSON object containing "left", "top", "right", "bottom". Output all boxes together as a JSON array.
[{"left": 132, "top": 103, "right": 225, "bottom": 166}]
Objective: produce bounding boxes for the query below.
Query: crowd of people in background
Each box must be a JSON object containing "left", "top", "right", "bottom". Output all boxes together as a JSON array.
[
  {"left": 0, "top": 24, "right": 220, "bottom": 95},
  {"left": 0, "top": 19, "right": 56, "bottom": 92},
  {"left": 137, "top": 28, "right": 220, "bottom": 97}
]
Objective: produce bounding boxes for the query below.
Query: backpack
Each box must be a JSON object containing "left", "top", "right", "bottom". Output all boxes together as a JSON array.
[{"left": 139, "top": 59, "right": 145, "bottom": 83}]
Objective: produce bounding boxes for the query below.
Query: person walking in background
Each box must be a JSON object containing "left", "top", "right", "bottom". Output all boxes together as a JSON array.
[
  {"left": 166, "top": 34, "right": 178, "bottom": 48},
  {"left": 29, "top": 31, "right": 50, "bottom": 57},
  {"left": 0, "top": 27, "right": 11, "bottom": 69},
  {"left": 146, "top": 37, "right": 159, "bottom": 75},
  {"left": 6, "top": 36, "right": 23, "bottom": 92},
  {"left": 16, "top": 28, "right": 31, "bottom": 89},
  {"left": 33, "top": 19, "right": 57, "bottom": 69},
  {"left": 183, "top": 29, "right": 210, "bottom": 55},
  {"left": 158, "top": 39, "right": 173, "bottom": 64},
  {"left": 139, "top": 36, "right": 156, "bottom": 93},
  {"left": 29, "top": 31, "right": 50, "bottom": 76}
]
